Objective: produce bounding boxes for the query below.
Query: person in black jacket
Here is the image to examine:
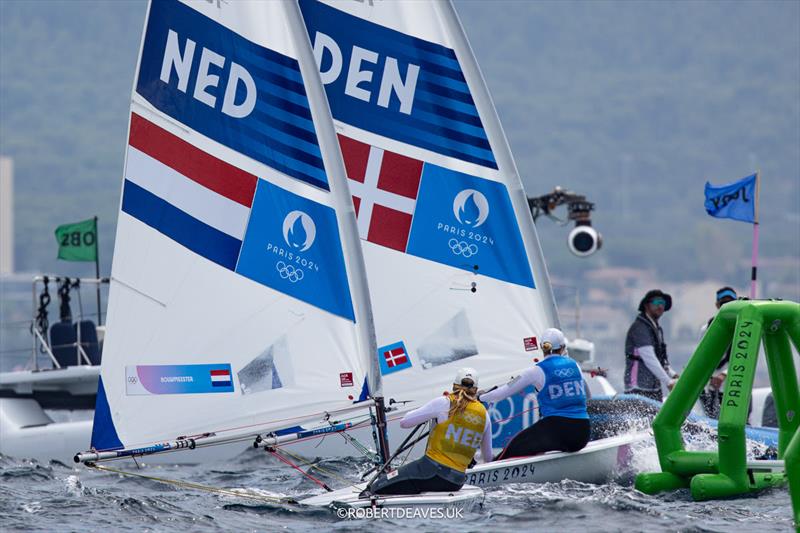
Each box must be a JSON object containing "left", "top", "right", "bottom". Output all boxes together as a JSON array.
[{"left": 624, "top": 289, "right": 679, "bottom": 402}]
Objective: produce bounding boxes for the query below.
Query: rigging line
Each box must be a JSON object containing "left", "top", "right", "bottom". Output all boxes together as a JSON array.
[
  {"left": 85, "top": 462, "right": 292, "bottom": 504},
  {"left": 200, "top": 404, "right": 377, "bottom": 439},
  {"left": 494, "top": 405, "right": 539, "bottom": 424},
  {"left": 397, "top": 433, "right": 418, "bottom": 468},
  {"left": 266, "top": 448, "right": 332, "bottom": 492},
  {"left": 110, "top": 406, "right": 371, "bottom": 452},
  {"left": 362, "top": 425, "right": 428, "bottom": 490},
  {"left": 398, "top": 421, "right": 432, "bottom": 468},
  {"left": 93, "top": 412, "right": 380, "bottom": 465},
  {"left": 92, "top": 410, "right": 390, "bottom": 463},
  {"left": 324, "top": 417, "right": 380, "bottom": 462},
  {"left": 275, "top": 446, "right": 354, "bottom": 488}
]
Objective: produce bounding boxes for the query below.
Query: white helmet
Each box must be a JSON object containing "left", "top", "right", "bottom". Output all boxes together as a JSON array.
[
  {"left": 454, "top": 367, "right": 479, "bottom": 388},
  {"left": 541, "top": 328, "right": 567, "bottom": 352}
]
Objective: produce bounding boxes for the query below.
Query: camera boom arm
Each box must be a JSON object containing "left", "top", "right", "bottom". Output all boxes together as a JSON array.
[
  {"left": 527, "top": 186, "right": 595, "bottom": 224},
  {"left": 526, "top": 187, "right": 601, "bottom": 257}
]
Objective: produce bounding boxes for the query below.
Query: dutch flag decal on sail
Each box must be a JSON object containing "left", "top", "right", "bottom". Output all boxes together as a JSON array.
[
  {"left": 210, "top": 369, "right": 233, "bottom": 387},
  {"left": 122, "top": 112, "right": 257, "bottom": 271},
  {"left": 120, "top": 113, "right": 357, "bottom": 321}
]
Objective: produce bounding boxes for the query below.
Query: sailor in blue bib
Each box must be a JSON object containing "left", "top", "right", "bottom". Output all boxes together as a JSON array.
[{"left": 480, "top": 328, "right": 590, "bottom": 460}]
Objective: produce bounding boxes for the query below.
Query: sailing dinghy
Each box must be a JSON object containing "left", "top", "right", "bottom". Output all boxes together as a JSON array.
[
  {"left": 294, "top": 0, "right": 644, "bottom": 485},
  {"left": 75, "top": 0, "right": 482, "bottom": 512}
]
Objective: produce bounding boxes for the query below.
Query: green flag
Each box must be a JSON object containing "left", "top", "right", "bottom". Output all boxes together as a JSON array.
[{"left": 55, "top": 217, "right": 97, "bottom": 261}]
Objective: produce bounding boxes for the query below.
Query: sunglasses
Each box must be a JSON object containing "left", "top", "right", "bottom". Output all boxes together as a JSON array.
[{"left": 649, "top": 298, "right": 666, "bottom": 307}]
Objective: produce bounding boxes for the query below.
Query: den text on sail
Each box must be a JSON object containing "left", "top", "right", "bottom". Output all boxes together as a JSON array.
[{"left": 311, "top": 31, "right": 420, "bottom": 115}]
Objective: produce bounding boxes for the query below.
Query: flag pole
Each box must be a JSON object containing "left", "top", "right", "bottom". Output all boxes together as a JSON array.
[
  {"left": 94, "top": 216, "right": 102, "bottom": 325},
  {"left": 750, "top": 171, "right": 760, "bottom": 299}
]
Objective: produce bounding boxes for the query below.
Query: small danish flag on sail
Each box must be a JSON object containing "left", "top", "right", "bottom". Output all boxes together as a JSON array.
[
  {"left": 377, "top": 341, "right": 412, "bottom": 375},
  {"left": 338, "top": 135, "right": 423, "bottom": 252},
  {"left": 210, "top": 369, "right": 233, "bottom": 387},
  {"left": 384, "top": 347, "right": 409, "bottom": 368}
]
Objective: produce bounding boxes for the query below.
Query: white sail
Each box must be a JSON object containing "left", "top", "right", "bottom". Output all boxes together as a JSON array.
[
  {"left": 298, "top": 0, "right": 559, "bottom": 406},
  {"left": 91, "top": 0, "right": 376, "bottom": 452}
]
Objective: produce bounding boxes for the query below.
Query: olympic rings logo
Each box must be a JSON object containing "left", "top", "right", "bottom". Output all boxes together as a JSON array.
[
  {"left": 553, "top": 368, "right": 574, "bottom": 378},
  {"left": 461, "top": 412, "right": 483, "bottom": 425},
  {"left": 448, "top": 238, "right": 478, "bottom": 258},
  {"left": 276, "top": 261, "right": 304, "bottom": 283}
]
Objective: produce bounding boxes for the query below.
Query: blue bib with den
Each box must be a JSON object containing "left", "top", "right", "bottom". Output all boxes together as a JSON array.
[{"left": 537, "top": 356, "right": 589, "bottom": 419}]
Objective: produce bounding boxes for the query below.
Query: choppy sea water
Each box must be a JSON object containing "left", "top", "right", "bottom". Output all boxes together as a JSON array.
[{"left": 1, "top": 434, "right": 794, "bottom": 533}]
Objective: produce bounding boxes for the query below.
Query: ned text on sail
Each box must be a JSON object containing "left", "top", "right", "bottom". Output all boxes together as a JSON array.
[{"left": 160, "top": 29, "right": 256, "bottom": 119}]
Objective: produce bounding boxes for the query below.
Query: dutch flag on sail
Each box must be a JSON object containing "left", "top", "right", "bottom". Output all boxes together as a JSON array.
[
  {"left": 210, "top": 369, "right": 233, "bottom": 387},
  {"left": 120, "top": 114, "right": 357, "bottom": 321},
  {"left": 121, "top": 113, "right": 257, "bottom": 270}
]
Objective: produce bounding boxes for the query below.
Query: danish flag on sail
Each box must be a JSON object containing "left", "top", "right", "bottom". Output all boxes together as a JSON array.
[
  {"left": 337, "top": 135, "right": 423, "bottom": 252},
  {"left": 384, "top": 346, "right": 409, "bottom": 368}
]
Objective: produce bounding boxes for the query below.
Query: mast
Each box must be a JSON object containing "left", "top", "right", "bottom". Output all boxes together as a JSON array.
[{"left": 286, "top": 1, "right": 389, "bottom": 462}]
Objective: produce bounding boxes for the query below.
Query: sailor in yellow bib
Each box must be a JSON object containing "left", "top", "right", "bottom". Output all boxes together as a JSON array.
[{"left": 369, "top": 368, "right": 493, "bottom": 495}]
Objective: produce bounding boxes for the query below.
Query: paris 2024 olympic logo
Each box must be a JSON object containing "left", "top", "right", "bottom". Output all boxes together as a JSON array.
[
  {"left": 443, "top": 189, "right": 493, "bottom": 257},
  {"left": 274, "top": 211, "right": 317, "bottom": 283}
]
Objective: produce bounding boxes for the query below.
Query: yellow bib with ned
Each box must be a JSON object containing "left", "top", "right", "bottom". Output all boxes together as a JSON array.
[{"left": 425, "top": 399, "right": 487, "bottom": 472}]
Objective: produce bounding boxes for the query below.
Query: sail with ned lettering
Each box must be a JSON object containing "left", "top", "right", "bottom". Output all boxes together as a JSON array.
[{"left": 90, "top": 0, "right": 377, "bottom": 452}]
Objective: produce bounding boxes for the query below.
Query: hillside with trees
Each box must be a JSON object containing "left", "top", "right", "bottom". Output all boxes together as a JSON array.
[{"left": 1, "top": 0, "right": 798, "bottom": 293}]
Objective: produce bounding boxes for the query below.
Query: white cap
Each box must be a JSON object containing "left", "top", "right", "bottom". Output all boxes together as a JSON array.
[
  {"left": 454, "top": 367, "right": 479, "bottom": 388},
  {"left": 541, "top": 328, "right": 566, "bottom": 351}
]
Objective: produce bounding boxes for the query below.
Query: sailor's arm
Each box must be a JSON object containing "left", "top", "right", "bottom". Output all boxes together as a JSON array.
[
  {"left": 399, "top": 396, "right": 449, "bottom": 428},
  {"left": 636, "top": 345, "right": 674, "bottom": 385},
  {"left": 665, "top": 364, "right": 679, "bottom": 379},
  {"left": 480, "top": 366, "right": 544, "bottom": 404}
]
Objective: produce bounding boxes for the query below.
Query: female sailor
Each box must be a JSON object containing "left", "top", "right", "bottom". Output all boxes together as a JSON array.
[
  {"left": 480, "top": 328, "right": 590, "bottom": 460},
  {"left": 368, "top": 368, "right": 493, "bottom": 495}
]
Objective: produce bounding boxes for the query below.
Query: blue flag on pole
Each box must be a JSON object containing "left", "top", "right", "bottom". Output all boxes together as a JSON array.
[{"left": 704, "top": 173, "right": 757, "bottom": 223}]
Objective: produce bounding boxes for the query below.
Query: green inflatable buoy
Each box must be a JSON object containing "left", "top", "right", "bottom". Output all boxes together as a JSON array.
[{"left": 634, "top": 300, "right": 800, "bottom": 529}]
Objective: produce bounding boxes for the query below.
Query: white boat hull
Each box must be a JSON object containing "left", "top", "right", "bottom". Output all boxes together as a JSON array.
[
  {"left": 300, "top": 481, "right": 483, "bottom": 512},
  {"left": 464, "top": 431, "right": 649, "bottom": 487},
  {"left": 0, "top": 399, "right": 94, "bottom": 463},
  {"left": 2, "top": 363, "right": 648, "bottom": 468},
  {"left": 1, "top": 395, "right": 644, "bottom": 471}
]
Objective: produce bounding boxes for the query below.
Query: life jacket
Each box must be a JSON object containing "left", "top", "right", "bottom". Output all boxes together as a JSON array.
[
  {"left": 425, "top": 398, "right": 487, "bottom": 472},
  {"left": 537, "top": 355, "right": 589, "bottom": 419}
]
